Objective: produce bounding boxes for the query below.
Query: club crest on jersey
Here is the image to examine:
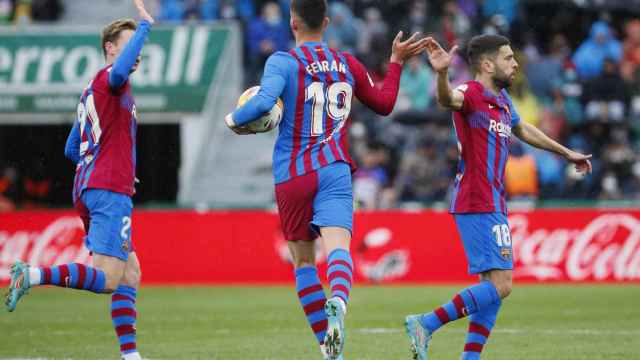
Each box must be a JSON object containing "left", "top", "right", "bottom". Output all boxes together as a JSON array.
[{"left": 489, "top": 119, "right": 511, "bottom": 138}]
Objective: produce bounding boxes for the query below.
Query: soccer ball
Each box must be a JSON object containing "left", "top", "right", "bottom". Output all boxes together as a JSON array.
[{"left": 237, "top": 86, "right": 283, "bottom": 133}]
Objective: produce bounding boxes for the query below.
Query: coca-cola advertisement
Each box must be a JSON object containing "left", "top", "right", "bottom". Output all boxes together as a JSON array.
[{"left": 1, "top": 209, "right": 638, "bottom": 283}]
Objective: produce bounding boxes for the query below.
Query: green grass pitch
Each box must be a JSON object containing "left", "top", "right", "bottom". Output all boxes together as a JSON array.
[{"left": 1, "top": 285, "right": 638, "bottom": 359}]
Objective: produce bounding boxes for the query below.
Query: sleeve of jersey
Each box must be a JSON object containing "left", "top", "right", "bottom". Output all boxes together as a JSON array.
[
  {"left": 502, "top": 91, "right": 522, "bottom": 127},
  {"left": 346, "top": 54, "right": 402, "bottom": 116},
  {"left": 454, "top": 82, "right": 481, "bottom": 115},
  {"left": 108, "top": 20, "right": 152, "bottom": 91},
  {"left": 232, "top": 52, "right": 288, "bottom": 126},
  {"left": 64, "top": 121, "right": 81, "bottom": 164}
]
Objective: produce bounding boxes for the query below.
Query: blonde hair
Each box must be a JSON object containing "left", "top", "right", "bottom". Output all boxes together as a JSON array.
[{"left": 101, "top": 19, "right": 137, "bottom": 58}]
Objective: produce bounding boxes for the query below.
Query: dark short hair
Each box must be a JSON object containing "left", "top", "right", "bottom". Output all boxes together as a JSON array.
[
  {"left": 467, "top": 34, "right": 511, "bottom": 72},
  {"left": 291, "top": 0, "right": 327, "bottom": 31}
]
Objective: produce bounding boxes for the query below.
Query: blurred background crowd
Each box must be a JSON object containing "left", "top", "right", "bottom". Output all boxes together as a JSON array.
[{"left": 1, "top": 0, "right": 639, "bottom": 210}]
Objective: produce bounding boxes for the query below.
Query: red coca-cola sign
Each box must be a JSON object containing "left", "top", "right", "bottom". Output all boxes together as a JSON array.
[
  {"left": 0, "top": 212, "right": 90, "bottom": 281},
  {"left": 1, "top": 209, "right": 638, "bottom": 283},
  {"left": 511, "top": 211, "right": 640, "bottom": 281}
]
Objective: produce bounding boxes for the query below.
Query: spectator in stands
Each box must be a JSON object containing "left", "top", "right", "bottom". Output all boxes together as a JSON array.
[
  {"left": 357, "top": 6, "right": 388, "bottom": 56},
  {"left": 551, "top": 62, "right": 584, "bottom": 126},
  {"left": 353, "top": 142, "right": 392, "bottom": 210},
  {"left": 528, "top": 145, "right": 566, "bottom": 198},
  {"left": 0, "top": 166, "right": 19, "bottom": 211},
  {"left": 397, "top": 56, "right": 434, "bottom": 114},
  {"left": 572, "top": 21, "right": 622, "bottom": 80},
  {"left": 510, "top": 70, "right": 542, "bottom": 126},
  {"left": 395, "top": 138, "right": 450, "bottom": 203},
  {"left": 398, "top": 0, "right": 433, "bottom": 37},
  {"left": 583, "top": 58, "right": 628, "bottom": 122},
  {"left": 325, "top": 2, "right": 361, "bottom": 53},
  {"left": 625, "top": 159, "right": 640, "bottom": 198},
  {"left": 505, "top": 143, "right": 539, "bottom": 199},
  {"left": 217, "top": 0, "right": 255, "bottom": 21},
  {"left": 621, "top": 19, "right": 640, "bottom": 83},
  {"left": 0, "top": 0, "right": 12, "bottom": 23},
  {"left": 195, "top": 0, "right": 218, "bottom": 21},
  {"left": 13, "top": 0, "right": 31, "bottom": 24},
  {"left": 482, "top": 0, "right": 518, "bottom": 28},
  {"left": 440, "top": 0, "right": 471, "bottom": 48},
  {"left": 528, "top": 33, "right": 570, "bottom": 100},
  {"left": 245, "top": 2, "right": 290, "bottom": 84},
  {"left": 22, "top": 160, "right": 51, "bottom": 208},
  {"left": 159, "top": 0, "right": 184, "bottom": 21}
]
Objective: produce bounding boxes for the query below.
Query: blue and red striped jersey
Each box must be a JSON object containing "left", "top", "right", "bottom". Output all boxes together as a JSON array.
[
  {"left": 449, "top": 80, "right": 521, "bottom": 214},
  {"left": 71, "top": 65, "right": 138, "bottom": 203},
  {"left": 65, "top": 21, "right": 150, "bottom": 203},
  {"left": 233, "top": 41, "right": 402, "bottom": 184}
]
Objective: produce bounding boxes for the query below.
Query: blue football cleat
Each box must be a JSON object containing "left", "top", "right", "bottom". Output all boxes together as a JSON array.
[
  {"left": 405, "top": 314, "right": 432, "bottom": 360},
  {"left": 5, "top": 261, "right": 31, "bottom": 312},
  {"left": 324, "top": 297, "right": 346, "bottom": 360}
]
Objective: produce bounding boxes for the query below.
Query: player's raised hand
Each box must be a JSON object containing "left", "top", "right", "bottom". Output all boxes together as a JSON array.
[
  {"left": 133, "top": 0, "right": 155, "bottom": 25},
  {"left": 390, "top": 31, "right": 429, "bottom": 65},
  {"left": 425, "top": 37, "right": 458, "bottom": 74},
  {"left": 565, "top": 150, "right": 593, "bottom": 174}
]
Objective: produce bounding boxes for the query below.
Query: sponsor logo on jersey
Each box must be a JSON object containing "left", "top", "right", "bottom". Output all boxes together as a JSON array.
[{"left": 489, "top": 119, "right": 512, "bottom": 138}]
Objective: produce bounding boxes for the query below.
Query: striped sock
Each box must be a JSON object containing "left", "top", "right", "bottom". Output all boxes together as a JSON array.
[
  {"left": 36, "top": 263, "right": 106, "bottom": 293},
  {"left": 111, "top": 285, "right": 138, "bottom": 356},
  {"left": 326, "top": 249, "right": 353, "bottom": 306},
  {"left": 461, "top": 301, "right": 500, "bottom": 360},
  {"left": 419, "top": 281, "right": 500, "bottom": 334},
  {"left": 295, "top": 266, "right": 328, "bottom": 344}
]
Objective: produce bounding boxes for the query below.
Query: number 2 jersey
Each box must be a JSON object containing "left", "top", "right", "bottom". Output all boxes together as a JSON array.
[
  {"left": 449, "top": 80, "right": 521, "bottom": 215},
  {"left": 232, "top": 41, "right": 403, "bottom": 184}
]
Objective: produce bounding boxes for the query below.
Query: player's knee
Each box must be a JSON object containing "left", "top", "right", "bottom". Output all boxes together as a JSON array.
[
  {"left": 496, "top": 279, "right": 513, "bottom": 299},
  {"left": 123, "top": 265, "right": 142, "bottom": 288},
  {"left": 102, "top": 273, "right": 121, "bottom": 293}
]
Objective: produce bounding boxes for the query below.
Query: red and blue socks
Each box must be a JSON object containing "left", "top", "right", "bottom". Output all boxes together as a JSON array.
[
  {"left": 326, "top": 249, "right": 353, "bottom": 306},
  {"left": 419, "top": 280, "right": 500, "bottom": 334},
  {"left": 295, "top": 266, "right": 328, "bottom": 344},
  {"left": 30, "top": 263, "right": 106, "bottom": 293},
  {"left": 461, "top": 301, "right": 500, "bottom": 359},
  {"left": 111, "top": 285, "right": 139, "bottom": 357}
]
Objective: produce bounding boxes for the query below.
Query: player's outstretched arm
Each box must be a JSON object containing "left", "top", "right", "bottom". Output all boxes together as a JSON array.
[
  {"left": 226, "top": 53, "right": 288, "bottom": 134},
  {"left": 108, "top": 0, "right": 154, "bottom": 90},
  {"left": 348, "top": 32, "right": 428, "bottom": 115},
  {"left": 64, "top": 121, "right": 81, "bottom": 164},
  {"left": 425, "top": 37, "right": 464, "bottom": 111},
  {"left": 513, "top": 121, "right": 593, "bottom": 174}
]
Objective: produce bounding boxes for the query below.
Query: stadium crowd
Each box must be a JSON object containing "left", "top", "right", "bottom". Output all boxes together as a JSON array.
[
  {"left": 150, "top": 0, "right": 640, "bottom": 208},
  {"left": 2, "top": 0, "right": 639, "bottom": 209}
]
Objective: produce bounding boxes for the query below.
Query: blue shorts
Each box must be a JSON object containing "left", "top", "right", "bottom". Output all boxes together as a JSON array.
[
  {"left": 454, "top": 212, "right": 513, "bottom": 274},
  {"left": 75, "top": 189, "right": 133, "bottom": 262},
  {"left": 275, "top": 161, "right": 353, "bottom": 241}
]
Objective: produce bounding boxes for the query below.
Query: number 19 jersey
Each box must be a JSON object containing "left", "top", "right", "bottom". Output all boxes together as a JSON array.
[{"left": 269, "top": 42, "right": 357, "bottom": 184}]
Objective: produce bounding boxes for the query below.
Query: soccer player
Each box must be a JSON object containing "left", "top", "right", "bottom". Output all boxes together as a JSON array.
[
  {"left": 225, "top": 1, "right": 427, "bottom": 358},
  {"left": 4, "top": 1, "right": 154, "bottom": 359},
  {"left": 404, "top": 35, "right": 593, "bottom": 360}
]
